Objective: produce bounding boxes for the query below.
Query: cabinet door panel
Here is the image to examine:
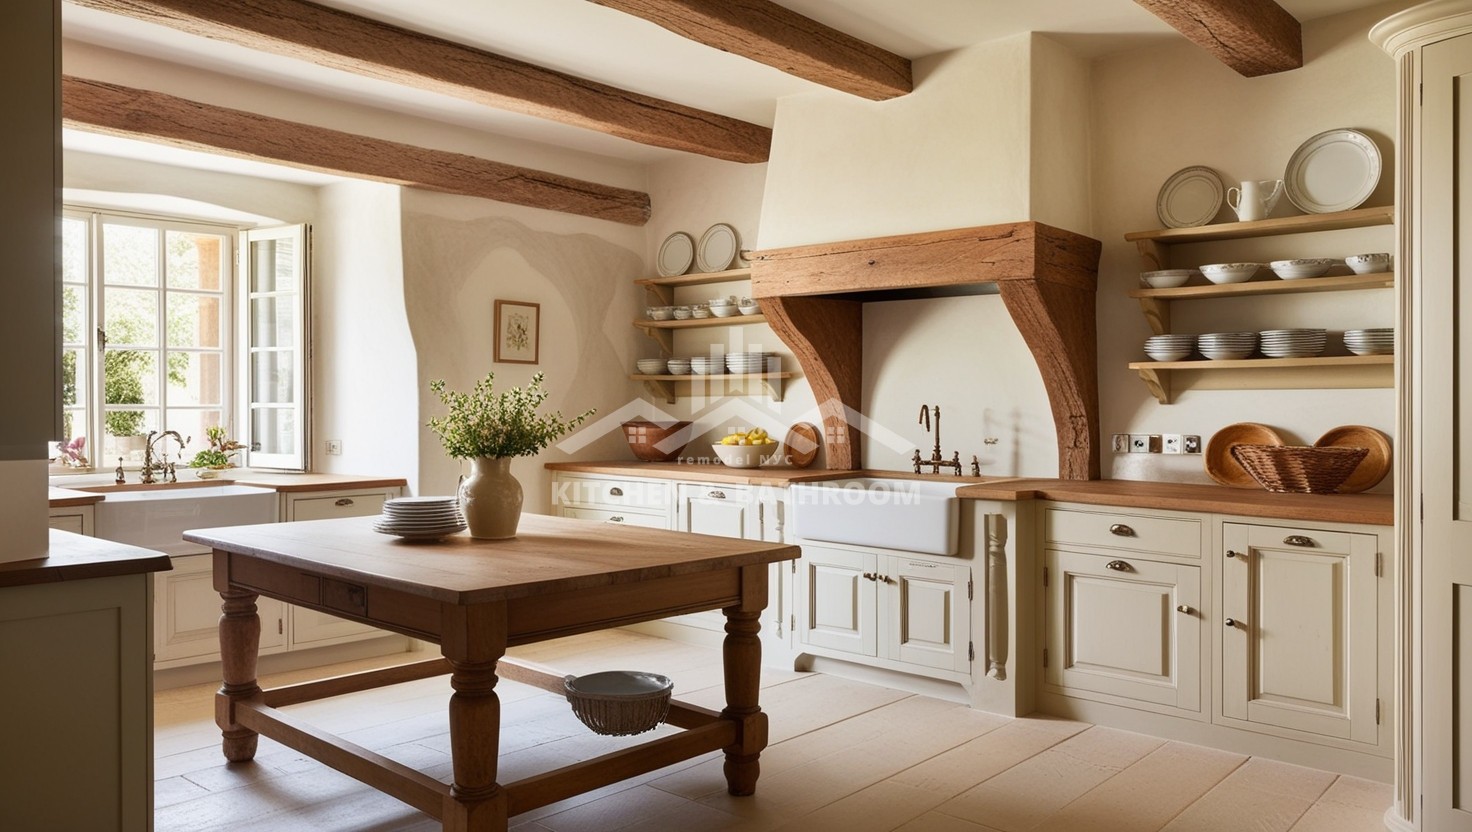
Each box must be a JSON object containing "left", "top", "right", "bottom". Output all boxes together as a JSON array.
[
  {"left": 800, "top": 545, "right": 877, "bottom": 657},
  {"left": 887, "top": 558, "right": 970, "bottom": 672},
  {"left": 1046, "top": 550, "right": 1200, "bottom": 711},
  {"left": 1221, "top": 523, "right": 1377, "bottom": 743},
  {"left": 155, "top": 554, "right": 286, "bottom": 664},
  {"left": 677, "top": 485, "right": 752, "bottom": 539}
]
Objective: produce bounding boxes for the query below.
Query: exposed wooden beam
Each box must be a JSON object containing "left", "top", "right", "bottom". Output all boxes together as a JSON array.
[
  {"left": 62, "top": 76, "right": 652, "bottom": 226},
  {"left": 590, "top": 0, "right": 911, "bottom": 100},
  {"left": 66, "top": 0, "right": 772, "bottom": 163},
  {"left": 1134, "top": 0, "right": 1302, "bottom": 77}
]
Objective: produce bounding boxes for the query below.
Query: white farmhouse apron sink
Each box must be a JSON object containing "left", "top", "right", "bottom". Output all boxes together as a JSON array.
[
  {"left": 790, "top": 478, "right": 960, "bottom": 555},
  {"left": 92, "top": 485, "right": 277, "bottom": 555}
]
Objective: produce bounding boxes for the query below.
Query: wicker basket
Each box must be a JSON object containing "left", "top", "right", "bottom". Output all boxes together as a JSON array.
[
  {"left": 564, "top": 671, "right": 673, "bottom": 736},
  {"left": 1229, "top": 444, "right": 1370, "bottom": 494}
]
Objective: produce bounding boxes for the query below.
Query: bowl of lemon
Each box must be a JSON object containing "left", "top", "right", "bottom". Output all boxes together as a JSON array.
[{"left": 711, "top": 428, "right": 778, "bottom": 468}]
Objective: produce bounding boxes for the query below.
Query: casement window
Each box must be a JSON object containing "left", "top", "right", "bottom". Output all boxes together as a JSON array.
[{"left": 56, "top": 209, "right": 309, "bottom": 472}]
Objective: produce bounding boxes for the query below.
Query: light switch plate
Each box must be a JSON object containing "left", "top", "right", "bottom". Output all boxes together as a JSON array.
[
  {"left": 1163, "top": 434, "right": 1183, "bottom": 454},
  {"left": 1129, "top": 434, "right": 1151, "bottom": 453},
  {"left": 1112, "top": 434, "right": 1129, "bottom": 453},
  {"left": 1183, "top": 435, "right": 1202, "bottom": 454},
  {"left": 326, "top": 439, "right": 343, "bottom": 455}
]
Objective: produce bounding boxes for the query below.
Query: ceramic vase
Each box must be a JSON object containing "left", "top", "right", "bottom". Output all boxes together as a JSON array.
[{"left": 459, "top": 456, "right": 523, "bottom": 539}]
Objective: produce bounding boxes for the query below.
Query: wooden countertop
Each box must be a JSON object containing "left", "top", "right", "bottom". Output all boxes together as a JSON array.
[
  {"left": 0, "top": 530, "right": 173, "bottom": 589},
  {"left": 186, "top": 514, "right": 800, "bottom": 605},
  {"left": 48, "top": 487, "right": 105, "bottom": 507},
  {"left": 955, "top": 478, "right": 1394, "bottom": 526},
  {"left": 543, "top": 460, "right": 999, "bottom": 487}
]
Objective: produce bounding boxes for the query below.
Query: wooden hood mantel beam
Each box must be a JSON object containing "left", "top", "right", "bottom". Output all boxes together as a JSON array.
[
  {"left": 750, "top": 222, "right": 1102, "bottom": 479},
  {"left": 1134, "top": 0, "right": 1303, "bottom": 77},
  {"left": 66, "top": 0, "right": 772, "bottom": 163},
  {"left": 588, "top": 0, "right": 912, "bottom": 101},
  {"left": 62, "top": 76, "right": 653, "bottom": 226}
]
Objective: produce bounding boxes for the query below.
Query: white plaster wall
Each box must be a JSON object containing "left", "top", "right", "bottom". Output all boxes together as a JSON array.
[
  {"left": 64, "top": 150, "right": 317, "bottom": 224},
  {"left": 1091, "top": 1, "right": 1413, "bottom": 490},
  {"left": 1030, "top": 36, "right": 1094, "bottom": 238},
  {"left": 313, "top": 181, "right": 419, "bottom": 488},
  {"left": 400, "top": 189, "right": 647, "bottom": 513}
]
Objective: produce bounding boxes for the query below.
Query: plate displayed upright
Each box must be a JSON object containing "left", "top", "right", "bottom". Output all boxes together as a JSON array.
[
  {"left": 696, "top": 223, "right": 739, "bottom": 273},
  {"left": 1314, "top": 425, "right": 1392, "bottom": 492},
  {"left": 656, "top": 232, "right": 695, "bottom": 277},
  {"left": 1283, "top": 128, "right": 1381, "bottom": 214},
  {"left": 1205, "top": 422, "right": 1286, "bottom": 488},
  {"left": 1156, "top": 166, "right": 1225, "bottom": 228}
]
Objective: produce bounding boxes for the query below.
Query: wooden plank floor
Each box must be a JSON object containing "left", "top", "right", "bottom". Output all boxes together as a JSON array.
[{"left": 154, "top": 631, "right": 1392, "bottom": 832}]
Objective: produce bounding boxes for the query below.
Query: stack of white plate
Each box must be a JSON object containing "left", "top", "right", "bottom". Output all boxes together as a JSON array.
[
  {"left": 1144, "top": 334, "right": 1196, "bottom": 361},
  {"left": 1197, "top": 331, "right": 1257, "bottom": 360},
  {"left": 1344, "top": 328, "right": 1394, "bottom": 355},
  {"left": 373, "top": 496, "right": 466, "bottom": 540},
  {"left": 726, "top": 352, "right": 777, "bottom": 374},
  {"left": 1259, "top": 328, "right": 1327, "bottom": 358},
  {"left": 690, "top": 356, "right": 725, "bottom": 375}
]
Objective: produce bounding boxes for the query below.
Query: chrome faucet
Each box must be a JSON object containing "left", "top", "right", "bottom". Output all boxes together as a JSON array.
[
  {"left": 140, "top": 430, "right": 187, "bottom": 484},
  {"left": 913, "top": 405, "right": 962, "bottom": 476}
]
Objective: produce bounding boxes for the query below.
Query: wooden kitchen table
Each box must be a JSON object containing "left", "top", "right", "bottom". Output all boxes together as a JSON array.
[{"left": 183, "top": 514, "right": 799, "bottom": 831}]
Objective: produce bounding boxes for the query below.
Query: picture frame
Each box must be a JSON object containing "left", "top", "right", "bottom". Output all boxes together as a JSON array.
[{"left": 493, "top": 299, "right": 540, "bottom": 364}]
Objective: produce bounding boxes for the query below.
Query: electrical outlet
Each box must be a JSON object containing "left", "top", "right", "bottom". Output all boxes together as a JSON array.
[
  {"left": 1183, "top": 435, "right": 1202, "bottom": 454},
  {"left": 1148, "top": 435, "right": 1163, "bottom": 453},
  {"left": 1112, "top": 434, "right": 1129, "bottom": 453},
  {"left": 1163, "top": 434, "right": 1183, "bottom": 454},
  {"left": 1129, "top": 434, "right": 1151, "bottom": 453},
  {"left": 326, "top": 439, "right": 343, "bottom": 455}
]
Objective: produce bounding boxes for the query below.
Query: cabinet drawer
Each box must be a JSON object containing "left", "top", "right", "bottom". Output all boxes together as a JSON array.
[
  {"left": 290, "top": 491, "right": 389, "bottom": 521},
  {"left": 555, "top": 476, "right": 669, "bottom": 510},
  {"left": 1046, "top": 507, "right": 1202, "bottom": 558},
  {"left": 47, "top": 513, "right": 85, "bottom": 534},
  {"left": 560, "top": 506, "right": 668, "bottom": 529}
]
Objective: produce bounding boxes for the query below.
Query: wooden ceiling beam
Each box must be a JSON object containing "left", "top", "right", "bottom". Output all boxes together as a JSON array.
[
  {"left": 590, "top": 0, "right": 911, "bottom": 100},
  {"left": 1134, "top": 0, "right": 1302, "bottom": 77},
  {"left": 62, "top": 76, "right": 653, "bottom": 226},
  {"left": 66, "top": 0, "right": 771, "bottom": 163}
]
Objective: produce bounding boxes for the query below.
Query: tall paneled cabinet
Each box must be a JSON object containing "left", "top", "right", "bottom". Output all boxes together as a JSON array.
[{"left": 1373, "top": 4, "right": 1472, "bottom": 830}]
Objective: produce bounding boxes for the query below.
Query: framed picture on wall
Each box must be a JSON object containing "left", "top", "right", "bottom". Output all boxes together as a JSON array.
[{"left": 493, "top": 300, "right": 540, "bottom": 364}]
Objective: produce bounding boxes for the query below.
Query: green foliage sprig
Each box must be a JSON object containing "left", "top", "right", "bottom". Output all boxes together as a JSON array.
[{"left": 427, "top": 372, "right": 593, "bottom": 460}]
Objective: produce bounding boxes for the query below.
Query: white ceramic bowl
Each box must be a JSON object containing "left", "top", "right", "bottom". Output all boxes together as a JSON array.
[
  {"left": 1200, "top": 263, "right": 1262, "bottom": 284},
  {"left": 672, "top": 307, "right": 692, "bottom": 320},
  {"left": 1145, "top": 348, "right": 1192, "bottom": 362},
  {"left": 666, "top": 359, "right": 691, "bottom": 375},
  {"left": 738, "top": 304, "right": 761, "bottom": 315},
  {"left": 1140, "top": 269, "right": 1195, "bottom": 289},
  {"left": 1345, "top": 253, "right": 1391, "bottom": 274},
  {"left": 691, "top": 307, "right": 712, "bottom": 319},
  {"left": 708, "top": 297, "right": 734, "bottom": 307},
  {"left": 648, "top": 307, "right": 674, "bottom": 321},
  {"left": 711, "top": 442, "right": 777, "bottom": 468},
  {"left": 635, "top": 359, "right": 666, "bottom": 374},
  {"left": 711, "top": 305, "right": 740, "bottom": 318},
  {"left": 1269, "top": 258, "right": 1335, "bottom": 280}
]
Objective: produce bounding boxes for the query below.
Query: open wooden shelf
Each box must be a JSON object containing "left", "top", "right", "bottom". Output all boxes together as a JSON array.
[
  {"left": 629, "top": 371, "right": 793, "bottom": 404},
  {"left": 633, "top": 314, "right": 767, "bottom": 353},
  {"left": 1131, "top": 272, "right": 1395, "bottom": 336},
  {"left": 635, "top": 268, "right": 752, "bottom": 305},
  {"left": 1124, "top": 205, "right": 1394, "bottom": 246},
  {"left": 1127, "top": 354, "right": 1393, "bottom": 404}
]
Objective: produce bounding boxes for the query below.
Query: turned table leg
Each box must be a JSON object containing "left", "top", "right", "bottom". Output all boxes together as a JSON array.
[
  {"left": 216, "top": 587, "right": 262, "bottom": 762},
  {"left": 722, "top": 608, "right": 768, "bottom": 796},
  {"left": 442, "top": 658, "right": 508, "bottom": 831}
]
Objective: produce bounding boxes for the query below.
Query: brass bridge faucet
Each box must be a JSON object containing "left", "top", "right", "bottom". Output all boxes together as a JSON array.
[
  {"left": 913, "top": 404, "right": 962, "bottom": 475},
  {"left": 140, "top": 430, "right": 188, "bottom": 484}
]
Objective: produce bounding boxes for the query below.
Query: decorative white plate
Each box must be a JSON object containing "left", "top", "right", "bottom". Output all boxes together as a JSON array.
[
  {"left": 695, "top": 223, "right": 739, "bottom": 273},
  {"left": 1156, "top": 166, "right": 1225, "bottom": 228},
  {"left": 656, "top": 232, "right": 695, "bottom": 277},
  {"left": 1283, "top": 129, "right": 1381, "bottom": 214}
]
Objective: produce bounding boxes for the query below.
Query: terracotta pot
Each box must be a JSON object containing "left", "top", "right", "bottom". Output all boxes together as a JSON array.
[{"left": 459, "top": 456, "right": 523, "bottom": 539}]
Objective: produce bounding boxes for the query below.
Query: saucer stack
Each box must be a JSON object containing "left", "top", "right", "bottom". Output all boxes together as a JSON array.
[
  {"left": 373, "top": 496, "right": 466, "bottom": 540},
  {"left": 1344, "top": 328, "right": 1394, "bottom": 355},
  {"left": 1144, "top": 334, "right": 1196, "bottom": 362},
  {"left": 1197, "top": 332, "right": 1257, "bottom": 360},
  {"left": 726, "top": 352, "right": 777, "bottom": 374},
  {"left": 1259, "top": 328, "right": 1327, "bottom": 358}
]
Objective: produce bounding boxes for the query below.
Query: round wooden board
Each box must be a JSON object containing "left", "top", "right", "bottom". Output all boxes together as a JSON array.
[
  {"left": 1205, "top": 422, "right": 1286, "bottom": 488},
  {"left": 783, "top": 422, "right": 821, "bottom": 469},
  {"left": 1314, "top": 425, "right": 1392, "bottom": 493}
]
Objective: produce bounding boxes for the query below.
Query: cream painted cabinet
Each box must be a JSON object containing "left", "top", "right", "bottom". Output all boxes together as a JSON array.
[
  {"left": 552, "top": 473, "right": 671, "bottom": 529},
  {"left": 1044, "top": 549, "right": 1201, "bottom": 714},
  {"left": 1220, "top": 522, "right": 1380, "bottom": 746},
  {"left": 676, "top": 483, "right": 763, "bottom": 540},
  {"left": 798, "top": 542, "right": 972, "bottom": 677},
  {"left": 155, "top": 553, "right": 287, "bottom": 666},
  {"left": 47, "top": 505, "right": 93, "bottom": 536}
]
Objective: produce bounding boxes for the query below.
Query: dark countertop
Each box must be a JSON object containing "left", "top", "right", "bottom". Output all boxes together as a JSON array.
[{"left": 0, "top": 529, "right": 173, "bottom": 589}]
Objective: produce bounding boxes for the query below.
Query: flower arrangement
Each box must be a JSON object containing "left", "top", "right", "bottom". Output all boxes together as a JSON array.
[
  {"left": 188, "top": 426, "right": 245, "bottom": 469},
  {"left": 427, "top": 372, "right": 593, "bottom": 459}
]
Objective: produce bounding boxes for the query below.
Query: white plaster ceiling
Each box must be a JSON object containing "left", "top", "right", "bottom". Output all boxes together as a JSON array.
[{"left": 61, "top": 0, "right": 1396, "bottom": 177}]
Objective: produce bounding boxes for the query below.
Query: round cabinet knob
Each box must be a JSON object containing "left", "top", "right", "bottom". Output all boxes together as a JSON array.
[
  {"left": 1109, "top": 523, "right": 1135, "bottom": 537},
  {"left": 1226, "top": 550, "right": 1244, "bottom": 560},
  {"left": 1225, "top": 618, "right": 1238, "bottom": 628},
  {"left": 1177, "top": 604, "right": 1194, "bottom": 615}
]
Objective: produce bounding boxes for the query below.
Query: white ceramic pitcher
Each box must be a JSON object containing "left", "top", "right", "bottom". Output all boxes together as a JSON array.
[{"left": 1227, "top": 179, "right": 1285, "bottom": 222}]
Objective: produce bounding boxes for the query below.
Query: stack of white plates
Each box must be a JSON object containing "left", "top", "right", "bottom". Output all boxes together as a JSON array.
[
  {"left": 1344, "top": 328, "right": 1394, "bottom": 355},
  {"left": 726, "top": 352, "right": 777, "bottom": 374},
  {"left": 1144, "top": 334, "right": 1197, "bottom": 362},
  {"left": 1259, "top": 328, "right": 1327, "bottom": 358},
  {"left": 690, "top": 357, "right": 725, "bottom": 375},
  {"left": 1197, "top": 331, "right": 1257, "bottom": 360},
  {"left": 373, "top": 496, "right": 465, "bottom": 540}
]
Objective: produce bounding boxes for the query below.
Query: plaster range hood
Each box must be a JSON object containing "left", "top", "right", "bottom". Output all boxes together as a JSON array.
[{"left": 749, "top": 221, "right": 1102, "bottom": 479}]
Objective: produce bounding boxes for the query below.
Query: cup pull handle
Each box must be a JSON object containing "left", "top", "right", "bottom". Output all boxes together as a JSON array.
[
  {"left": 708, "top": 490, "right": 727, "bottom": 499},
  {"left": 335, "top": 498, "right": 354, "bottom": 507},
  {"left": 1283, "top": 535, "right": 1315, "bottom": 547},
  {"left": 1108, "top": 523, "right": 1135, "bottom": 537},
  {"left": 609, "top": 515, "right": 624, "bottom": 523},
  {"left": 609, "top": 487, "right": 624, "bottom": 497},
  {"left": 1106, "top": 560, "right": 1131, "bottom": 572}
]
